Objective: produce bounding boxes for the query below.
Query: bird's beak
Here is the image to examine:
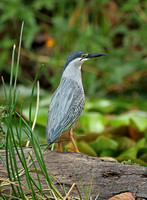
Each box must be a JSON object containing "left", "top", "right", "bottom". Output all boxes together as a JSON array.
[{"left": 86, "top": 53, "right": 107, "bottom": 59}]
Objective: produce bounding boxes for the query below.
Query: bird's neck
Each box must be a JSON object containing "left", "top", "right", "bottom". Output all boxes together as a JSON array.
[{"left": 61, "top": 66, "right": 83, "bottom": 87}]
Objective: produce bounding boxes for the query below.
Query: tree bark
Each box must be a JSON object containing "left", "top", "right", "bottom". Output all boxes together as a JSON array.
[{"left": 0, "top": 149, "right": 147, "bottom": 199}]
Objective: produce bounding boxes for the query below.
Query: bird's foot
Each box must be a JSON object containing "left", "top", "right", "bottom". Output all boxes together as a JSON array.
[
  {"left": 57, "top": 143, "right": 62, "bottom": 151},
  {"left": 67, "top": 148, "right": 80, "bottom": 153}
]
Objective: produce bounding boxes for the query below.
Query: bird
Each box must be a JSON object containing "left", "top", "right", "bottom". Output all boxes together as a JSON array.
[{"left": 46, "top": 51, "right": 107, "bottom": 152}]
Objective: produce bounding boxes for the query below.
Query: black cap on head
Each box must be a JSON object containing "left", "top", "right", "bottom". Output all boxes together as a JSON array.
[{"left": 62, "top": 51, "right": 85, "bottom": 73}]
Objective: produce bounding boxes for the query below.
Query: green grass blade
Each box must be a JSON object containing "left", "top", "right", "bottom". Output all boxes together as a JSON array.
[
  {"left": 1, "top": 77, "right": 8, "bottom": 106},
  {"left": 30, "top": 133, "right": 63, "bottom": 198},
  {"left": 9, "top": 44, "right": 16, "bottom": 111},
  {"left": 12, "top": 116, "right": 28, "bottom": 198},
  {"left": 95, "top": 193, "right": 99, "bottom": 200},
  {"left": 5, "top": 126, "right": 17, "bottom": 197},
  {"left": 10, "top": 114, "right": 38, "bottom": 199},
  {"left": 9, "top": 126, "right": 22, "bottom": 197},
  {"left": 87, "top": 169, "right": 95, "bottom": 200},
  {"left": 28, "top": 152, "right": 45, "bottom": 197},
  {"left": 15, "top": 137, "right": 38, "bottom": 199},
  {"left": 2, "top": 193, "right": 23, "bottom": 200},
  {"left": 29, "top": 66, "right": 43, "bottom": 127},
  {"left": 13, "top": 22, "right": 24, "bottom": 97},
  {"left": 18, "top": 114, "right": 63, "bottom": 199},
  {"left": 0, "top": 155, "right": 6, "bottom": 167}
]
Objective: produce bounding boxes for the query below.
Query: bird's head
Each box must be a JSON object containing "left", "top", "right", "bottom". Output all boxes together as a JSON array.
[{"left": 62, "top": 51, "right": 107, "bottom": 76}]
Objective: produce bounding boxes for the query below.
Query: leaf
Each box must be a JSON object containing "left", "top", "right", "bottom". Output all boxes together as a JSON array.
[
  {"left": 112, "top": 136, "right": 135, "bottom": 152},
  {"left": 137, "top": 148, "right": 147, "bottom": 162},
  {"left": 109, "top": 192, "right": 135, "bottom": 200},
  {"left": 108, "top": 112, "right": 132, "bottom": 127},
  {"left": 100, "top": 157, "right": 117, "bottom": 162},
  {"left": 77, "top": 141, "right": 97, "bottom": 157},
  {"left": 139, "top": 153, "right": 147, "bottom": 163},
  {"left": 85, "top": 99, "right": 115, "bottom": 113},
  {"left": 109, "top": 110, "right": 147, "bottom": 128},
  {"left": 117, "top": 138, "right": 146, "bottom": 161},
  {"left": 89, "top": 135, "right": 119, "bottom": 154},
  {"left": 100, "top": 149, "right": 117, "bottom": 157},
  {"left": 136, "top": 138, "right": 146, "bottom": 148},
  {"left": 79, "top": 112, "right": 106, "bottom": 133},
  {"left": 130, "top": 115, "right": 147, "bottom": 132},
  {"left": 117, "top": 146, "right": 138, "bottom": 160}
]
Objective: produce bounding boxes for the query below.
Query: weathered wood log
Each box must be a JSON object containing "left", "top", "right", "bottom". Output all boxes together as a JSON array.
[{"left": 0, "top": 149, "right": 147, "bottom": 199}]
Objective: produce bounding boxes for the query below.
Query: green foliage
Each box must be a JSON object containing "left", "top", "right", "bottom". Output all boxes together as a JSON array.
[
  {"left": 85, "top": 99, "right": 115, "bottom": 113},
  {"left": 80, "top": 112, "right": 106, "bottom": 133},
  {"left": 112, "top": 136, "right": 135, "bottom": 152},
  {"left": 89, "top": 135, "right": 119, "bottom": 155},
  {"left": 77, "top": 141, "right": 97, "bottom": 157},
  {"left": 109, "top": 110, "right": 147, "bottom": 128},
  {"left": 0, "top": 0, "right": 147, "bottom": 97}
]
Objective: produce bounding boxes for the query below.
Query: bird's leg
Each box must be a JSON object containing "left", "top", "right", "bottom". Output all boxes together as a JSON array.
[
  {"left": 69, "top": 128, "right": 80, "bottom": 153},
  {"left": 57, "top": 142, "right": 62, "bottom": 151}
]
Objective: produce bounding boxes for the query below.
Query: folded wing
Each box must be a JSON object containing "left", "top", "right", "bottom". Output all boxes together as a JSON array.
[{"left": 46, "top": 78, "right": 85, "bottom": 144}]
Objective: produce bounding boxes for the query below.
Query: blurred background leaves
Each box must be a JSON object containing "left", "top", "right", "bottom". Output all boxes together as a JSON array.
[{"left": 0, "top": 0, "right": 147, "bottom": 165}]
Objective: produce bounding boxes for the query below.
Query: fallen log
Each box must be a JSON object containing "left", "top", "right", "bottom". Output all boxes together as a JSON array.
[{"left": 0, "top": 149, "right": 147, "bottom": 199}]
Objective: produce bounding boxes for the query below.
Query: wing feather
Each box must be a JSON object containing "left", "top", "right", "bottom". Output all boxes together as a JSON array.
[{"left": 46, "top": 78, "right": 85, "bottom": 144}]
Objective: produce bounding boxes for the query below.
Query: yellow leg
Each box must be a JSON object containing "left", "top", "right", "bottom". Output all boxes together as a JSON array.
[
  {"left": 69, "top": 128, "right": 80, "bottom": 153},
  {"left": 57, "top": 142, "right": 62, "bottom": 151}
]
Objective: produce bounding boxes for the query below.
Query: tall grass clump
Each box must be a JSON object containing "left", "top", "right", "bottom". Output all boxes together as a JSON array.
[{"left": 0, "top": 22, "right": 63, "bottom": 200}]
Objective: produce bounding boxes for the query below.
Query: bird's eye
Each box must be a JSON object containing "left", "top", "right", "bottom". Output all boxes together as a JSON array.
[
  {"left": 81, "top": 54, "right": 86, "bottom": 59},
  {"left": 81, "top": 53, "right": 88, "bottom": 59}
]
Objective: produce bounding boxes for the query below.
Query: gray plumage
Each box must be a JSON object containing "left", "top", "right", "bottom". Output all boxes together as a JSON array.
[
  {"left": 46, "top": 78, "right": 85, "bottom": 144},
  {"left": 46, "top": 51, "right": 107, "bottom": 145}
]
